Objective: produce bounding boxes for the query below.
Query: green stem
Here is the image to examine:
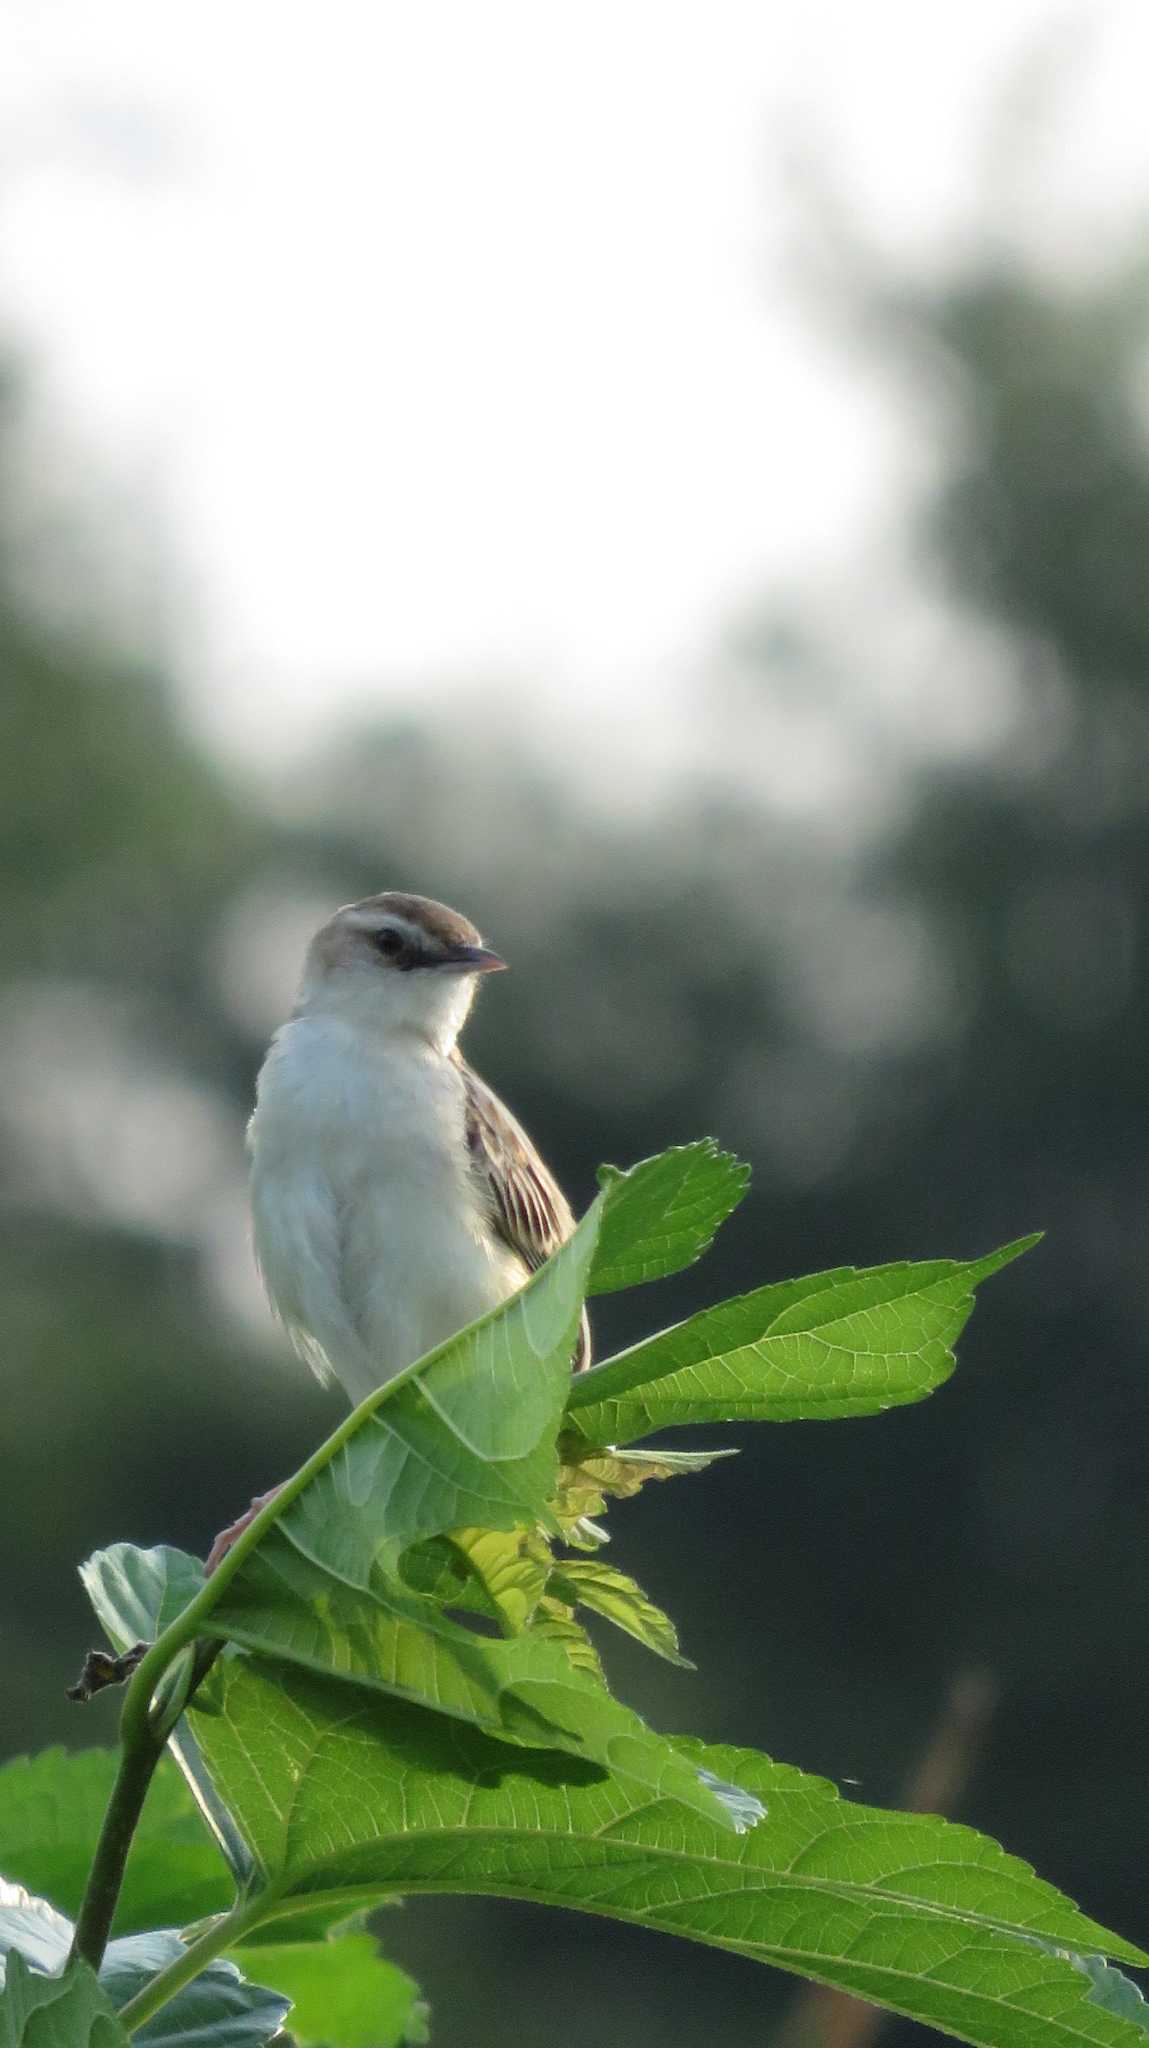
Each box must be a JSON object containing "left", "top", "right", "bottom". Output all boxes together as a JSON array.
[
  {"left": 116, "top": 1893, "right": 271, "bottom": 2035},
  {"left": 69, "top": 1638, "right": 224, "bottom": 1973},
  {"left": 67, "top": 1722, "right": 167, "bottom": 1972}
]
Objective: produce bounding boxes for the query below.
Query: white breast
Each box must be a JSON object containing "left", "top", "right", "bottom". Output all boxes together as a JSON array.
[{"left": 248, "top": 1013, "right": 528, "bottom": 1403}]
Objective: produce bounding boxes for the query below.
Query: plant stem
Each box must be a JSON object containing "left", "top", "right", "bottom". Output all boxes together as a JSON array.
[
  {"left": 116, "top": 1894, "right": 270, "bottom": 2035},
  {"left": 68, "top": 1637, "right": 227, "bottom": 1975},
  {"left": 68, "top": 1721, "right": 167, "bottom": 1973}
]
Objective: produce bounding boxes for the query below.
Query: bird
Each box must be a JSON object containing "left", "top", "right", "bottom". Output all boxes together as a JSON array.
[{"left": 205, "top": 891, "right": 587, "bottom": 1569}]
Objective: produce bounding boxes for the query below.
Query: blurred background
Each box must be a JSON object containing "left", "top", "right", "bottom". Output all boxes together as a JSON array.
[{"left": 3, "top": 4, "right": 1149, "bottom": 2044}]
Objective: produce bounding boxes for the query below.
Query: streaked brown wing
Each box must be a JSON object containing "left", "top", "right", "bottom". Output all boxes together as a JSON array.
[{"left": 454, "top": 1052, "right": 591, "bottom": 1372}]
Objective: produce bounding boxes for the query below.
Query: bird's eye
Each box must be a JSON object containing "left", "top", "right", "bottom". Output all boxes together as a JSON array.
[{"left": 374, "top": 929, "right": 405, "bottom": 959}]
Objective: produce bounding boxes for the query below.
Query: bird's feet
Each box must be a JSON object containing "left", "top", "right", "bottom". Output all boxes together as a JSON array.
[{"left": 204, "top": 1484, "right": 284, "bottom": 1575}]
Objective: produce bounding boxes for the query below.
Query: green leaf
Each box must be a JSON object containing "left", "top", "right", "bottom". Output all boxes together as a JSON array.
[
  {"left": 444, "top": 1526, "right": 552, "bottom": 1634},
  {"left": 0, "top": 1885, "right": 74, "bottom": 1980},
  {"left": 99, "top": 1935, "right": 290, "bottom": 2047},
  {"left": 549, "top": 1561, "right": 693, "bottom": 1667},
  {"left": 588, "top": 1141, "right": 749, "bottom": 1294},
  {"left": 229, "top": 1936, "right": 427, "bottom": 2048},
  {"left": 183, "top": 1658, "right": 1149, "bottom": 2048},
  {"left": 79, "top": 1548, "right": 207, "bottom": 1648},
  {"left": 568, "top": 1238, "right": 1039, "bottom": 1443},
  {"left": 529, "top": 1597, "right": 604, "bottom": 1679},
  {"left": 88, "top": 1542, "right": 579, "bottom": 1756},
  {"left": 0, "top": 1886, "right": 290, "bottom": 2048},
  {"left": 0, "top": 1750, "right": 233, "bottom": 1937},
  {"left": 1074, "top": 1957, "right": 1149, "bottom": 2034},
  {"left": 553, "top": 1440, "right": 734, "bottom": 1527},
  {"left": 87, "top": 1541, "right": 743, "bottom": 1835},
  {"left": 0, "top": 1951, "right": 127, "bottom": 2048}
]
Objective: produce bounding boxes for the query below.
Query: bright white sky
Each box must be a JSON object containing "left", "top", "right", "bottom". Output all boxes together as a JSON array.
[{"left": 3, "top": 1, "right": 1149, "bottom": 774}]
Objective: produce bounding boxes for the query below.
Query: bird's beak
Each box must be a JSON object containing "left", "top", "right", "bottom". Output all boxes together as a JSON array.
[{"left": 440, "top": 944, "right": 508, "bottom": 975}]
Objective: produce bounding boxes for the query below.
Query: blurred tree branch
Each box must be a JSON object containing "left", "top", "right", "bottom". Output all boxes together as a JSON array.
[{"left": 774, "top": 1670, "right": 998, "bottom": 2048}]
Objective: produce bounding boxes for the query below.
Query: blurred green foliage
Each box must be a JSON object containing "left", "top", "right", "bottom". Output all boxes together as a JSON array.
[{"left": 2, "top": 235, "right": 1149, "bottom": 2048}]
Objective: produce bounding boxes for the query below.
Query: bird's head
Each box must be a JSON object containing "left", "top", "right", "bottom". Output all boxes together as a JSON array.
[{"left": 297, "top": 892, "right": 506, "bottom": 1050}]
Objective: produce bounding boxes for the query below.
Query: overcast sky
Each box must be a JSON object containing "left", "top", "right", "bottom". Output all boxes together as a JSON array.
[{"left": 3, "top": 1, "right": 1148, "bottom": 776}]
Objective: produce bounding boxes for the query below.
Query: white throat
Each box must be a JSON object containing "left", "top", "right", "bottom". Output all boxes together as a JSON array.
[{"left": 295, "top": 959, "right": 477, "bottom": 1055}]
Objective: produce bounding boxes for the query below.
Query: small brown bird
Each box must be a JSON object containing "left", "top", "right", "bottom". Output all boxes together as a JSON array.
[{"left": 247, "top": 890, "right": 590, "bottom": 1405}]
